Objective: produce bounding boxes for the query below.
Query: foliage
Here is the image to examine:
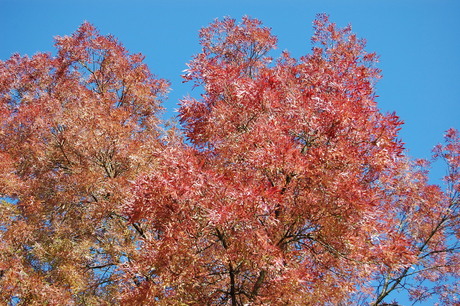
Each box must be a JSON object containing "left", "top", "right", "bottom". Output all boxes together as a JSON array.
[
  {"left": 0, "top": 15, "right": 459, "bottom": 305},
  {"left": 0, "top": 22, "right": 168, "bottom": 304}
]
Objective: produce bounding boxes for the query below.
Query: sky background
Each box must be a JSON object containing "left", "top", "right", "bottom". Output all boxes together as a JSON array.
[
  {"left": 1, "top": 1, "right": 459, "bottom": 162},
  {"left": 0, "top": 1, "right": 459, "bottom": 302}
]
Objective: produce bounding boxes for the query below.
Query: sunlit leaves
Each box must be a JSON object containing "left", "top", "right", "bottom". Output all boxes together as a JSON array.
[
  {"left": 1, "top": 15, "right": 458, "bottom": 305},
  {"left": 0, "top": 22, "right": 168, "bottom": 304},
  {"left": 130, "top": 15, "right": 458, "bottom": 305}
]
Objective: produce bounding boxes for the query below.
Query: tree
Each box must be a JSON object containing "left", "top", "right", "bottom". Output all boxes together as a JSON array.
[
  {"left": 125, "top": 15, "right": 460, "bottom": 305},
  {"left": 0, "top": 15, "right": 458, "bottom": 305},
  {"left": 0, "top": 22, "right": 169, "bottom": 304}
]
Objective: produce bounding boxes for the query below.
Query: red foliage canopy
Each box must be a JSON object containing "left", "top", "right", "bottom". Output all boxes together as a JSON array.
[
  {"left": 0, "top": 22, "right": 168, "bottom": 304},
  {"left": 0, "top": 15, "right": 458, "bottom": 305}
]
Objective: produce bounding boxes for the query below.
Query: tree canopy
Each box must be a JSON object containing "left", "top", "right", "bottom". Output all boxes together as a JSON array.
[{"left": 0, "top": 14, "right": 459, "bottom": 305}]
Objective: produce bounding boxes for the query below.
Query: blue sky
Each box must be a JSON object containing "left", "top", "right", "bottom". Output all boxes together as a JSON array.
[
  {"left": 1, "top": 1, "right": 459, "bottom": 303},
  {"left": 1, "top": 0, "right": 458, "bottom": 165}
]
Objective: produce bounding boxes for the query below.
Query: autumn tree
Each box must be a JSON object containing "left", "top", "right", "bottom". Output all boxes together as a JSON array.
[
  {"left": 1, "top": 15, "right": 459, "bottom": 306},
  {"left": 0, "top": 23, "right": 169, "bottom": 304},
  {"left": 124, "top": 15, "right": 460, "bottom": 305}
]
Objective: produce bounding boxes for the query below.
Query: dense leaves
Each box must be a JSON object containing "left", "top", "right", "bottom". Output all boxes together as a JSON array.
[
  {"left": 0, "top": 22, "right": 168, "bottom": 304},
  {"left": 0, "top": 15, "right": 458, "bottom": 305}
]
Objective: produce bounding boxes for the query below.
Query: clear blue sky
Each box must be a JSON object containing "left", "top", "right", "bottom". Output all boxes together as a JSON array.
[
  {"left": 1, "top": 1, "right": 459, "bottom": 303},
  {"left": 1, "top": 0, "right": 458, "bottom": 163}
]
